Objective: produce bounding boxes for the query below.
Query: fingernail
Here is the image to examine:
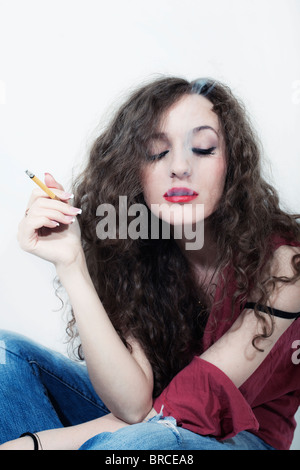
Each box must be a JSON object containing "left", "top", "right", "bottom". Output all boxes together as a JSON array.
[
  {"left": 70, "top": 207, "right": 82, "bottom": 215},
  {"left": 62, "top": 192, "right": 74, "bottom": 199}
]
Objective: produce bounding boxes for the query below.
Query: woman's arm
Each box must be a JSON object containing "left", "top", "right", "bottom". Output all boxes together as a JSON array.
[
  {"left": 0, "top": 414, "right": 129, "bottom": 450},
  {"left": 201, "top": 245, "right": 300, "bottom": 388},
  {"left": 56, "top": 258, "right": 153, "bottom": 423},
  {"left": 200, "top": 307, "right": 295, "bottom": 388},
  {"left": 18, "top": 174, "right": 153, "bottom": 423}
]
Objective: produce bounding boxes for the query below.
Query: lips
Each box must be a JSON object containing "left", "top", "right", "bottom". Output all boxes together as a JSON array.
[{"left": 163, "top": 187, "right": 199, "bottom": 203}]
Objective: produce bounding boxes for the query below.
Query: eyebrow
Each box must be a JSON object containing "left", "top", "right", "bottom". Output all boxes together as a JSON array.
[
  {"left": 151, "top": 125, "right": 219, "bottom": 141},
  {"left": 192, "top": 125, "right": 219, "bottom": 136},
  {"left": 150, "top": 132, "right": 169, "bottom": 141}
]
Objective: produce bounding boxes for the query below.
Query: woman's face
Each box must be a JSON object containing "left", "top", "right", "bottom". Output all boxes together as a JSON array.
[{"left": 141, "top": 93, "right": 227, "bottom": 227}]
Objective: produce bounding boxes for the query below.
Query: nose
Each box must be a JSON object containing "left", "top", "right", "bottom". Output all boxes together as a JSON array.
[{"left": 169, "top": 149, "right": 192, "bottom": 179}]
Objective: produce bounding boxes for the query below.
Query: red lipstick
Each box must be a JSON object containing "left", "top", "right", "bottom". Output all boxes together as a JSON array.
[{"left": 163, "top": 187, "right": 198, "bottom": 203}]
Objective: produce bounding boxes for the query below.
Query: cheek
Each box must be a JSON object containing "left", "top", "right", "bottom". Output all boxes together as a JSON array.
[
  {"left": 199, "top": 159, "right": 227, "bottom": 206},
  {"left": 202, "top": 158, "right": 226, "bottom": 187}
]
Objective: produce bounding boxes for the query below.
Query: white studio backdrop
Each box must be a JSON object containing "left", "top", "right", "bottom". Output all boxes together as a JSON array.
[{"left": 0, "top": 0, "right": 299, "bottom": 449}]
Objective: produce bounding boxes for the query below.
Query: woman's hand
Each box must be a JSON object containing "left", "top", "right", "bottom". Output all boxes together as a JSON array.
[{"left": 17, "top": 173, "right": 83, "bottom": 270}]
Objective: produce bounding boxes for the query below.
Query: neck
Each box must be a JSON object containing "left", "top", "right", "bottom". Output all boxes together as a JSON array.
[{"left": 174, "top": 215, "right": 218, "bottom": 271}]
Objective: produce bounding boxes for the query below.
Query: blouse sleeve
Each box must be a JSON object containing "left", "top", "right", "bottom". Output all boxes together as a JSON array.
[{"left": 153, "top": 357, "right": 259, "bottom": 440}]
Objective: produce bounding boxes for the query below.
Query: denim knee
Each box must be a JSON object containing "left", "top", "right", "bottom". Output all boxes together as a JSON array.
[
  {"left": 79, "top": 417, "right": 183, "bottom": 450},
  {"left": 0, "top": 330, "right": 35, "bottom": 362}
]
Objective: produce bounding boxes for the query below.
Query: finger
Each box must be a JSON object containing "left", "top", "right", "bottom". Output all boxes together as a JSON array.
[
  {"left": 28, "top": 207, "right": 78, "bottom": 225},
  {"left": 18, "top": 216, "right": 60, "bottom": 251},
  {"left": 47, "top": 187, "right": 74, "bottom": 201},
  {"left": 31, "top": 197, "right": 82, "bottom": 216},
  {"left": 43, "top": 174, "right": 74, "bottom": 202},
  {"left": 26, "top": 187, "right": 74, "bottom": 211},
  {"left": 43, "top": 173, "right": 74, "bottom": 201},
  {"left": 44, "top": 172, "right": 65, "bottom": 191}
]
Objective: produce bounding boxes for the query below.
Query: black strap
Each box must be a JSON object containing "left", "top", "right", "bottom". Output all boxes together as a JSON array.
[
  {"left": 244, "top": 302, "right": 300, "bottom": 320},
  {"left": 19, "top": 432, "right": 39, "bottom": 450}
]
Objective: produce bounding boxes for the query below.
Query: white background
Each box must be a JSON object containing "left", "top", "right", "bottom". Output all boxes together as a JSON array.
[{"left": 0, "top": 0, "right": 299, "bottom": 449}]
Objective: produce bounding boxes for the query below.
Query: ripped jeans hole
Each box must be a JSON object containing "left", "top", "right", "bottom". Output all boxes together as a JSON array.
[{"left": 155, "top": 417, "right": 182, "bottom": 445}]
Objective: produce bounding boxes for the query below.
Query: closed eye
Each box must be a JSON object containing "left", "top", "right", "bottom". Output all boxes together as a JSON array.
[
  {"left": 192, "top": 147, "right": 216, "bottom": 156},
  {"left": 148, "top": 150, "right": 169, "bottom": 161}
]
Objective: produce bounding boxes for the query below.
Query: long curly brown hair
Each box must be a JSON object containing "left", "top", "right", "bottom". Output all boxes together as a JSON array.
[{"left": 66, "top": 76, "right": 300, "bottom": 397}]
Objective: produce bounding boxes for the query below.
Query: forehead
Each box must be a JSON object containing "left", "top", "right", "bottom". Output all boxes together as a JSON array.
[{"left": 157, "top": 94, "right": 219, "bottom": 137}]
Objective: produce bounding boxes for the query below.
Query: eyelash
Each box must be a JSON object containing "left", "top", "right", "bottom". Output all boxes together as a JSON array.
[
  {"left": 149, "top": 147, "right": 216, "bottom": 161},
  {"left": 192, "top": 147, "right": 216, "bottom": 156},
  {"left": 148, "top": 150, "right": 169, "bottom": 161}
]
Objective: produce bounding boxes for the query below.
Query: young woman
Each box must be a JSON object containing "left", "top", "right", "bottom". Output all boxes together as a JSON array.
[{"left": 0, "top": 77, "right": 300, "bottom": 450}]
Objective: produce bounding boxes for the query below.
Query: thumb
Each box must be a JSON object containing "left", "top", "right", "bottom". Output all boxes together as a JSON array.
[{"left": 44, "top": 172, "right": 64, "bottom": 191}]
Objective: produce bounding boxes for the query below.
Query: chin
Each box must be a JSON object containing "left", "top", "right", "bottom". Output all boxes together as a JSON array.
[{"left": 153, "top": 202, "right": 205, "bottom": 226}]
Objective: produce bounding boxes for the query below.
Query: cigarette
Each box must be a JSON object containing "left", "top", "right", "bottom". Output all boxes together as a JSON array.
[{"left": 25, "top": 170, "right": 61, "bottom": 201}]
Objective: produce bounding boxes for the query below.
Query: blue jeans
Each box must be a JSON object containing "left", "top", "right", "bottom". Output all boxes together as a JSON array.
[{"left": 0, "top": 330, "right": 274, "bottom": 450}]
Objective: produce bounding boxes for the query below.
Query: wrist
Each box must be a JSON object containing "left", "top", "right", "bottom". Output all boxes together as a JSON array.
[
  {"left": 19, "top": 432, "right": 43, "bottom": 450},
  {"left": 55, "top": 250, "right": 97, "bottom": 300},
  {"left": 55, "top": 249, "right": 88, "bottom": 281}
]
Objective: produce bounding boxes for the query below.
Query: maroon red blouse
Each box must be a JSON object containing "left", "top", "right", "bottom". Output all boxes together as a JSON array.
[{"left": 153, "top": 236, "right": 300, "bottom": 450}]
